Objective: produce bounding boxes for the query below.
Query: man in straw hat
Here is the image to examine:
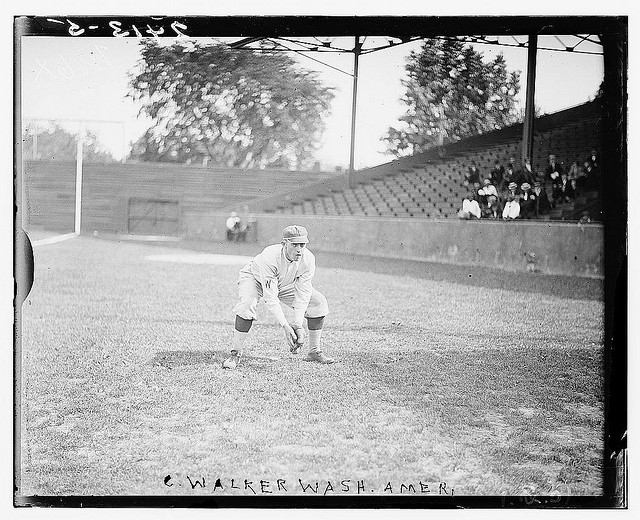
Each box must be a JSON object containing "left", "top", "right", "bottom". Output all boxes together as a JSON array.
[{"left": 222, "top": 225, "right": 334, "bottom": 369}]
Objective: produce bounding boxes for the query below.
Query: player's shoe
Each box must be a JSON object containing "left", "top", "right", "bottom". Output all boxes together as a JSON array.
[
  {"left": 304, "top": 351, "right": 335, "bottom": 364},
  {"left": 290, "top": 343, "right": 302, "bottom": 355},
  {"left": 222, "top": 350, "right": 242, "bottom": 370}
]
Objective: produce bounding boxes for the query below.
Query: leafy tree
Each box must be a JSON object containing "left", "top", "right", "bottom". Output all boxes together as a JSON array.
[
  {"left": 128, "top": 41, "right": 335, "bottom": 169},
  {"left": 23, "top": 124, "right": 115, "bottom": 162},
  {"left": 382, "top": 39, "right": 521, "bottom": 157}
]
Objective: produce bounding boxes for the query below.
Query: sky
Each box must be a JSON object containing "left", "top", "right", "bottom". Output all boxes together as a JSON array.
[{"left": 19, "top": 32, "right": 604, "bottom": 170}]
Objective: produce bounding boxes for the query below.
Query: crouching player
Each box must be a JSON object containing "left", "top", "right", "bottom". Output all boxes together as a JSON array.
[{"left": 222, "top": 225, "right": 334, "bottom": 369}]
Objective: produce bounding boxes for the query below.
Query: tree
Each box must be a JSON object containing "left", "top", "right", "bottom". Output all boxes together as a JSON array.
[
  {"left": 127, "top": 41, "right": 335, "bottom": 169},
  {"left": 382, "top": 39, "right": 521, "bottom": 157},
  {"left": 23, "top": 124, "right": 115, "bottom": 162}
]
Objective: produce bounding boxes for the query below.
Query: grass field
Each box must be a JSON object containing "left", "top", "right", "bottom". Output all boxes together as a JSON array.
[{"left": 17, "top": 232, "right": 605, "bottom": 497}]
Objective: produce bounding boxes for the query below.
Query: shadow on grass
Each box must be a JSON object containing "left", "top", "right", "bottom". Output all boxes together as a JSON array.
[{"left": 151, "top": 350, "right": 279, "bottom": 369}]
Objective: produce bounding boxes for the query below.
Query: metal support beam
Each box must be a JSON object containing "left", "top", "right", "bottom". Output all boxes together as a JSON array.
[
  {"left": 74, "top": 130, "right": 84, "bottom": 235},
  {"left": 348, "top": 36, "right": 362, "bottom": 189},
  {"left": 521, "top": 34, "right": 538, "bottom": 166}
]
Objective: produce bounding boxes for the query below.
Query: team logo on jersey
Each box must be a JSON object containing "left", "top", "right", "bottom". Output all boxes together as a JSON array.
[{"left": 265, "top": 278, "right": 274, "bottom": 289}]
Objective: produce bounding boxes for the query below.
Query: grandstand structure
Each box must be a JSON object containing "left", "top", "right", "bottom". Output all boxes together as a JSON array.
[
  {"left": 23, "top": 101, "right": 604, "bottom": 237},
  {"left": 23, "top": 161, "right": 341, "bottom": 235},
  {"left": 263, "top": 101, "right": 603, "bottom": 221}
]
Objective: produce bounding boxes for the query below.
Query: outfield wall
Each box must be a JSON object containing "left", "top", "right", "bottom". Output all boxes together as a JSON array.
[{"left": 183, "top": 212, "right": 604, "bottom": 279}]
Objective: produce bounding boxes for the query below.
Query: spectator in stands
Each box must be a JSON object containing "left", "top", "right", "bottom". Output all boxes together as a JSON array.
[
  {"left": 554, "top": 171, "right": 576, "bottom": 204},
  {"left": 490, "top": 160, "right": 505, "bottom": 189},
  {"left": 568, "top": 160, "right": 580, "bottom": 180},
  {"left": 545, "top": 154, "right": 564, "bottom": 193},
  {"left": 584, "top": 149, "right": 601, "bottom": 190},
  {"left": 567, "top": 161, "right": 580, "bottom": 194},
  {"left": 574, "top": 160, "right": 589, "bottom": 192},
  {"left": 458, "top": 192, "right": 481, "bottom": 220},
  {"left": 478, "top": 178, "right": 498, "bottom": 213},
  {"left": 502, "top": 190, "right": 521, "bottom": 220},
  {"left": 581, "top": 160, "right": 595, "bottom": 190},
  {"left": 226, "top": 211, "right": 244, "bottom": 241},
  {"left": 484, "top": 195, "right": 501, "bottom": 219},
  {"left": 514, "top": 157, "right": 536, "bottom": 188},
  {"left": 506, "top": 181, "right": 519, "bottom": 199},
  {"left": 501, "top": 160, "right": 516, "bottom": 194},
  {"left": 532, "top": 180, "right": 552, "bottom": 217},
  {"left": 588, "top": 149, "right": 599, "bottom": 169},
  {"left": 465, "top": 163, "right": 481, "bottom": 189},
  {"left": 519, "top": 182, "right": 535, "bottom": 219},
  {"left": 567, "top": 163, "right": 580, "bottom": 197}
]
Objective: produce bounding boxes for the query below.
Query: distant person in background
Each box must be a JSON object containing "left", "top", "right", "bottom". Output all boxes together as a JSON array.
[
  {"left": 479, "top": 178, "right": 498, "bottom": 199},
  {"left": 532, "top": 181, "right": 552, "bottom": 218},
  {"left": 584, "top": 149, "right": 601, "bottom": 190},
  {"left": 502, "top": 182, "right": 520, "bottom": 219},
  {"left": 477, "top": 178, "right": 498, "bottom": 213},
  {"left": 568, "top": 160, "right": 580, "bottom": 180},
  {"left": 582, "top": 160, "right": 596, "bottom": 190},
  {"left": 523, "top": 157, "right": 536, "bottom": 185},
  {"left": 502, "top": 194, "right": 521, "bottom": 220},
  {"left": 588, "top": 149, "right": 599, "bottom": 169},
  {"left": 545, "top": 154, "right": 564, "bottom": 196},
  {"left": 554, "top": 172, "right": 576, "bottom": 204},
  {"left": 491, "top": 160, "right": 505, "bottom": 190},
  {"left": 518, "top": 182, "right": 535, "bottom": 219},
  {"left": 458, "top": 192, "right": 481, "bottom": 220},
  {"left": 506, "top": 181, "right": 519, "bottom": 199},
  {"left": 574, "top": 160, "right": 589, "bottom": 192},
  {"left": 466, "top": 163, "right": 481, "bottom": 189},
  {"left": 502, "top": 159, "right": 516, "bottom": 194},
  {"left": 484, "top": 195, "right": 501, "bottom": 219},
  {"left": 226, "top": 211, "right": 243, "bottom": 241},
  {"left": 567, "top": 161, "right": 582, "bottom": 196},
  {"left": 514, "top": 157, "right": 535, "bottom": 188}
]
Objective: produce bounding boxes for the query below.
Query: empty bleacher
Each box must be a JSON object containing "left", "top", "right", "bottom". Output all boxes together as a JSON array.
[{"left": 24, "top": 161, "right": 340, "bottom": 233}]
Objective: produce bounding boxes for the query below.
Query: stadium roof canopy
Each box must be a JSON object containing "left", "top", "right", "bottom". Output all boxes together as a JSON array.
[
  {"left": 227, "top": 34, "right": 603, "bottom": 57},
  {"left": 225, "top": 30, "right": 607, "bottom": 180}
]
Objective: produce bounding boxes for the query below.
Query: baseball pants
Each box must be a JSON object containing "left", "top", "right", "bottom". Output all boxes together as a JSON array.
[{"left": 232, "top": 275, "right": 329, "bottom": 321}]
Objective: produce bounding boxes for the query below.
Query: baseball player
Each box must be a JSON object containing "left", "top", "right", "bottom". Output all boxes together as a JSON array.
[{"left": 222, "top": 225, "right": 334, "bottom": 369}]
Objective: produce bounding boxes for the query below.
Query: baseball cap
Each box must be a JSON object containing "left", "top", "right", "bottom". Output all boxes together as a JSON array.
[
  {"left": 508, "top": 182, "right": 517, "bottom": 190},
  {"left": 521, "top": 182, "right": 531, "bottom": 190},
  {"left": 282, "top": 225, "right": 309, "bottom": 244}
]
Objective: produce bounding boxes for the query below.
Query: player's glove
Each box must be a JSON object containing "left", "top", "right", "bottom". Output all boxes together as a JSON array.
[{"left": 290, "top": 325, "right": 306, "bottom": 354}]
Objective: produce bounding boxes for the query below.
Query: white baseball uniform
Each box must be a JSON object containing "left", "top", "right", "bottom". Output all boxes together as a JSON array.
[{"left": 233, "top": 244, "right": 329, "bottom": 328}]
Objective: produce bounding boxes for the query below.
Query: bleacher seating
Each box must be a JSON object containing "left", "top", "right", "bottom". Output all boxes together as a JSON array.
[
  {"left": 274, "top": 102, "right": 603, "bottom": 221},
  {"left": 24, "top": 161, "right": 341, "bottom": 232}
]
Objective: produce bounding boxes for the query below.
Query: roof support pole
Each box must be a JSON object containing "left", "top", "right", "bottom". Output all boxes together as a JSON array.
[
  {"left": 522, "top": 34, "right": 538, "bottom": 166},
  {"left": 600, "top": 31, "right": 627, "bottom": 502},
  {"left": 348, "top": 36, "right": 362, "bottom": 189}
]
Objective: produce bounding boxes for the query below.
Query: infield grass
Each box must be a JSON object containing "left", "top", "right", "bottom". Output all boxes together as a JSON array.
[{"left": 18, "top": 234, "right": 604, "bottom": 496}]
